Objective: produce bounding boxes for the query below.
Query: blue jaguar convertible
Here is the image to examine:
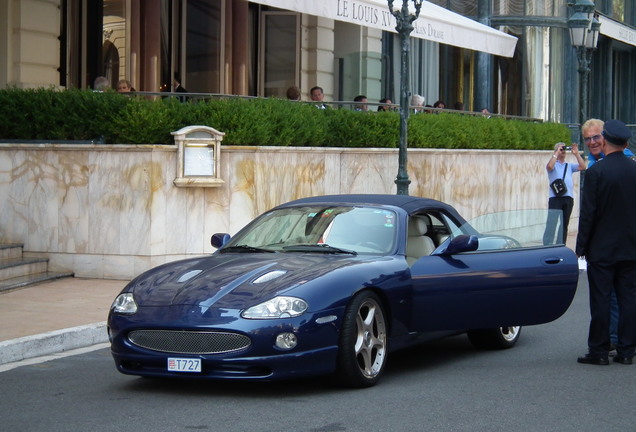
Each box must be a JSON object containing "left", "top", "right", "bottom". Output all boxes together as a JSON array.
[{"left": 108, "top": 194, "right": 578, "bottom": 387}]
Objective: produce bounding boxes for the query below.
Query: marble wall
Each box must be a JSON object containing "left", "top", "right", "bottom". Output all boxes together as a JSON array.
[{"left": 0, "top": 144, "right": 580, "bottom": 279}]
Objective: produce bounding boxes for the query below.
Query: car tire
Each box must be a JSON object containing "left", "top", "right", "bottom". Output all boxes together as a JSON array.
[
  {"left": 467, "top": 326, "right": 521, "bottom": 349},
  {"left": 336, "top": 291, "right": 388, "bottom": 388}
]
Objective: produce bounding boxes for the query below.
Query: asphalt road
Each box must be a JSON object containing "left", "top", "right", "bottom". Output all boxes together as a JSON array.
[{"left": 1, "top": 275, "right": 635, "bottom": 432}]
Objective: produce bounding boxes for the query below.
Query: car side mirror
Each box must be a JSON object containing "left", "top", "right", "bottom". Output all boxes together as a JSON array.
[
  {"left": 211, "top": 233, "right": 231, "bottom": 249},
  {"left": 441, "top": 234, "right": 478, "bottom": 255}
]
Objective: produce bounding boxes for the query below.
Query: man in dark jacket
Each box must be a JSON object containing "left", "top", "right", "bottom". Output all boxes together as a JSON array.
[{"left": 576, "top": 119, "right": 636, "bottom": 366}]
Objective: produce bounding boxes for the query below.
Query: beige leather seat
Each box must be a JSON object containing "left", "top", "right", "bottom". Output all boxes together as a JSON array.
[{"left": 406, "top": 217, "right": 436, "bottom": 266}]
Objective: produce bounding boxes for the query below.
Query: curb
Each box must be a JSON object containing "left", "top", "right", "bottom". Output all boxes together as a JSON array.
[{"left": 0, "top": 322, "right": 108, "bottom": 365}]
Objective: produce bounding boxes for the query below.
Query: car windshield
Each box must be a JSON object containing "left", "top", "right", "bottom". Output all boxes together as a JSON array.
[
  {"left": 447, "top": 209, "right": 566, "bottom": 251},
  {"left": 224, "top": 205, "right": 397, "bottom": 254}
]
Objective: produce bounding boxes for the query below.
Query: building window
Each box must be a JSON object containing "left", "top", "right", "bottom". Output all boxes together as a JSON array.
[
  {"left": 185, "top": 0, "right": 223, "bottom": 92},
  {"left": 260, "top": 12, "right": 300, "bottom": 98},
  {"left": 103, "top": 0, "right": 127, "bottom": 86}
]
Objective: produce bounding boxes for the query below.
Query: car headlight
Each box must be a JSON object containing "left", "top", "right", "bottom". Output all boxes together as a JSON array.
[
  {"left": 111, "top": 293, "right": 138, "bottom": 315},
  {"left": 241, "top": 296, "right": 308, "bottom": 319}
]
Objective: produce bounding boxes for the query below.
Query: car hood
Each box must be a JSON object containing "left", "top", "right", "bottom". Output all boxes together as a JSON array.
[{"left": 128, "top": 253, "right": 372, "bottom": 309}]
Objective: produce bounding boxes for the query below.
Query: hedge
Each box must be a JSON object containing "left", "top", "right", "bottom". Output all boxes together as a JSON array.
[{"left": 0, "top": 88, "right": 570, "bottom": 149}]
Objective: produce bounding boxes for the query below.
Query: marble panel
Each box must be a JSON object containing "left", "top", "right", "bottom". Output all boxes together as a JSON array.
[
  {"left": 57, "top": 150, "right": 90, "bottom": 254},
  {"left": 160, "top": 150, "right": 188, "bottom": 256},
  {"left": 73, "top": 253, "right": 105, "bottom": 279},
  {"left": 149, "top": 156, "right": 169, "bottom": 256},
  {"left": 87, "top": 151, "right": 123, "bottom": 255},
  {"left": 117, "top": 152, "right": 155, "bottom": 255},
  {"left": 339, "top": 150, "right": 397, "bottom": 195},
  {"left": 3, "top": 151, "right": 31, "bottom": 243},
  {"left": 373, "top": 150, "right": 403, "bottom": 194},
  {"left": 323, "top": 151, "right": 343, "bottom": 195},
  {"left": 253, "top": 149, "right": 327, "bottom": 212},
  {"left": 103, "top": 254, "right": 135, "bottom": 281},
  {"left": 152, "top": 150, "right": 178, "bottom": 244},
  {"left": 48, "top": 252, "right": 74, "bottom": 274},
  {"left": 0, "top": 151, "right": 20, "bottom": 241},
  {"left": 203, "top": 188, "right": 231, "bottom": 254},
  {"left": 148, "top": 254, "right": 171, "bottom": 270},
  {"left": 225, "top": 150, "right": 258, "bottom": 234},
  {"left": 184, "top": 187, "right": 207, "bottom": 255},
  {"left": 133, "top": 255, "right": 153, "bottom": 279}
]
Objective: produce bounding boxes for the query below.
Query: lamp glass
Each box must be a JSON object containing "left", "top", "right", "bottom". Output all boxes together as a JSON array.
[
  {"left": 585, "top": 19, "right": 600, "bottom": 49},
  {"left": 569, "top": 26, "right": 587, "bottom": 47}
]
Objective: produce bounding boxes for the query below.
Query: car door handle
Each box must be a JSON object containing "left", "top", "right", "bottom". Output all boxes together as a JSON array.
[{"left": 543, "top": 256, "right": 564, "bottom": 265}]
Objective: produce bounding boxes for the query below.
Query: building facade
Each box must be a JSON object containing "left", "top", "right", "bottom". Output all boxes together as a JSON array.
[{"left": 0, "top": 0, "right": 635, "bottom": 125}]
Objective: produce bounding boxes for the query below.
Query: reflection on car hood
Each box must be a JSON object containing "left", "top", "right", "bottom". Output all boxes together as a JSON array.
[{"left": 129, "top": 253, "right": 366, "bottom": 308}]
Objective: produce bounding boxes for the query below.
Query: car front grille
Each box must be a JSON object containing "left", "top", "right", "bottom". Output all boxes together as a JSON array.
[{"left": 127, "top": 330, "right": 251, "bottom": 354}]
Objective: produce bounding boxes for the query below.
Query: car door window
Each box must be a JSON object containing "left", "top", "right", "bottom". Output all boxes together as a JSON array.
[
  {"left": 448, "top": 209, "right": 563, "bottom": 252},
  {"left": 409, "top": 209, "right": 578, "bottom": 331}
]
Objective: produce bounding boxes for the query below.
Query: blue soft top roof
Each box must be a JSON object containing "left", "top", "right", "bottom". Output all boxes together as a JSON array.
[{"left": 275, "top": 194, "right": 464, "bottom": 222}]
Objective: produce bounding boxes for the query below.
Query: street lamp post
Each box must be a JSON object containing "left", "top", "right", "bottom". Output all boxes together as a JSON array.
[
  {"left": 567, "top": 0, "right": 600, "bottom": 127},
  {"left": 388, "top": 0, "right": 423, "bottom": 196}
]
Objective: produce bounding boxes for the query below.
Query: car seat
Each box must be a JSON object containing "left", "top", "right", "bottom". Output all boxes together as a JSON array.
[{"left": 406, "top": 216, "right": 436, "bottom": 266}]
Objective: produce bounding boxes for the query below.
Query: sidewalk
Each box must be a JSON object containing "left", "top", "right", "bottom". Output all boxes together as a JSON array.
[{"left": 0, "top": 277, "right": 128, "bottom": 365}]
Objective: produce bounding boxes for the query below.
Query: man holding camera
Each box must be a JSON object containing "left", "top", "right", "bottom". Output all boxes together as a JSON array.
[{"left": 542, "top": 142, "right": 586, "bottom": 245}]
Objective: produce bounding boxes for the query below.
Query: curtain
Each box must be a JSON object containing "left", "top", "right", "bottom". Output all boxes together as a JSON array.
[
  {"left": 389, "top": 37, "right": 440, "bottom": 106},
  {"left": 524, "top": 26, "right": 565, "bottom": 121}
]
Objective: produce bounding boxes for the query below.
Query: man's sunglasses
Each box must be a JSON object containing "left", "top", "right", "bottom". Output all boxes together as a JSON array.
[{"left": 584, "top": 134, "right": 602, "bottom": 144}]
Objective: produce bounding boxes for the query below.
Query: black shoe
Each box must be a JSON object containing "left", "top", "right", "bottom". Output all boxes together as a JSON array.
[
  {"left": 577, "top": 354, "right": 609, "bottom": 365},
  {"left": 613, "top": 356, "right": 633, "bottom": 365}
]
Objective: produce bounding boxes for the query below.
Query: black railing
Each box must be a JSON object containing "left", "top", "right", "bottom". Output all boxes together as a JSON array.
[{"left": 128, "top": 91, "right": 544, "bottom": 122}]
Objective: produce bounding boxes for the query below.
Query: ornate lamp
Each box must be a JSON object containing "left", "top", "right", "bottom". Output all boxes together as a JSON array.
[
  {"left": 567, "top": 0, "right": 599, "bottom": 126},
  {"left": 585, "top": 14, "right": 601, "bottom": 50},
  {"left": 388, "top": 0, "right": 423, "bottom": 196}
]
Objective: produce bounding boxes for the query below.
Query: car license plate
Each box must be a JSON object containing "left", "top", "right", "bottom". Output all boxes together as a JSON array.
[{"left": 167, "top": 357, "right": 201, "bottom": 373}]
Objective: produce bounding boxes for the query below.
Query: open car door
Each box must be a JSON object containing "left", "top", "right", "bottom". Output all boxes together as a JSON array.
[{"left": 409, "top": 209, "right": 579, "bottom": 332}]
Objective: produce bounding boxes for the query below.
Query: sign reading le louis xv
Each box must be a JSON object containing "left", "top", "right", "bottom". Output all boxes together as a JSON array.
[
  {"left": 249, "top": 0, "right": 517, "bottom": 57},
  {"left": 336, "top": 0, "right": 445, "bottom": 42}
]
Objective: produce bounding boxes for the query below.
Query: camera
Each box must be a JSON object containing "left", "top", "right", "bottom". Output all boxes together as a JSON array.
[{"left": 561, "top": 146, "right": 571, "bottom": 151}]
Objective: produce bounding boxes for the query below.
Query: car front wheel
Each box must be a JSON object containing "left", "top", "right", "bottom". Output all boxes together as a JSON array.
[
  {"left": 336, "top": 291, "right": 387, "bottom": 388},
  {"left": 467, "top": 326, "right": 521, "bottom": 349}
]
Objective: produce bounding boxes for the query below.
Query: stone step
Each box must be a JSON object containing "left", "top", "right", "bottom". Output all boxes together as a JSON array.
[
  {"left": 0, "top": 257, "right": 50, "bottom": 281},
  {"left": 0, "top": 271, "right": 75, "bottom": 293},
  {"left": 0, "top": 243, "right": 24, "bottom": 260},
  {"left": 0, "top": 243, "right": 74, "bottom": 292}
]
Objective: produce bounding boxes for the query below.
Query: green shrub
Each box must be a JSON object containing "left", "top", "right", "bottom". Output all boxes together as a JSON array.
[
  {"left": 0, "top": 87, "right": 128, "bottom": 141},
  {"left": 0, "top": 88, "right": 570, "bottom": 149}
]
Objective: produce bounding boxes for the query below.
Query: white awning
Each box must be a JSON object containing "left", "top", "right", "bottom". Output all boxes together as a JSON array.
[
  {"left": 598, "top": 15, "right": 636, "bottom": 48},
  {"left": 250, "top": 0, "right": 518, "bottom": 57}
]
